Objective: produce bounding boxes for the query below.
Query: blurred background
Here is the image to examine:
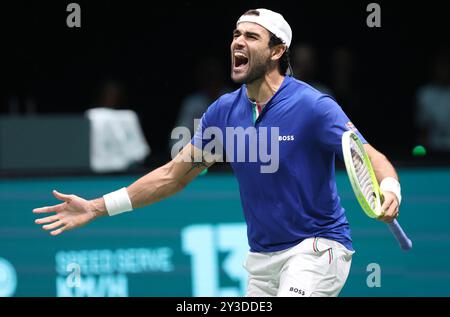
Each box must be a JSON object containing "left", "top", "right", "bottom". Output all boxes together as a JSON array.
[{"left": 1, "top": 0, "right": 449, "bottom": 296}]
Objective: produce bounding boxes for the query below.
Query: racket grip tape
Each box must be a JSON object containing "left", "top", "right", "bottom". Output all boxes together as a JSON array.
[{"left": 387, "top": 219, "right": 412, "bottom": 251}]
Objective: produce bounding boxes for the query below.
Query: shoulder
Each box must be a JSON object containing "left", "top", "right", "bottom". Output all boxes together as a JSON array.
[
  {"left": 205, "top": 87, "right": 243, "bottom": 114},
  {"left": 285, "top": 77, "right": 338, "bottom": 111},
  {"left": 216, "top": 87, "right": 242, "bottom": 105},
  {"left": 200, "top": 86, "right": 243, "bottom": 123}
]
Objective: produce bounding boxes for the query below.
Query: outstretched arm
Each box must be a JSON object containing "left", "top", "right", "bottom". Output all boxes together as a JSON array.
[
  {"left": 123, "top": 144, "right": 212, "bottom": 209},
  {"left": 33, "top": 143, "right": 214, "bottom": 235},
  {"left": 364, "top": 143, "right": 401, "bottom": 223}
]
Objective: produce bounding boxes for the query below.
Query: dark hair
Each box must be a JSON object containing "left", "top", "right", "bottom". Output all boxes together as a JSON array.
[
  {"left": 268, "top": 34, "right": 291, "bottom": 75},
  {"left": 242, "top": 9, "right": 291, "bottom": 75}
]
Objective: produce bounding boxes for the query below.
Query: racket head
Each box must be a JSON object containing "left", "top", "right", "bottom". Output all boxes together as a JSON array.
[{"left": 342, "top": 130, "right": 383, "bottom": 218}]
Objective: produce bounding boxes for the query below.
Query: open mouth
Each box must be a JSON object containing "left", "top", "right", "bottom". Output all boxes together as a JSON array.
[{"left": 234, "top": 52, "right": 249, "bottom": 70}]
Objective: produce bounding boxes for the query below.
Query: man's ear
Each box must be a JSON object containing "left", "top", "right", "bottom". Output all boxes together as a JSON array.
[{"left": 271, "top": 44, "right": 287, "bottom": 62}]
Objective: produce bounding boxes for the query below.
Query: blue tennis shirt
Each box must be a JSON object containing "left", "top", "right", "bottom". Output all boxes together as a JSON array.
[{"left": 191, "top": 76, "right": 367, "bottom": 252}]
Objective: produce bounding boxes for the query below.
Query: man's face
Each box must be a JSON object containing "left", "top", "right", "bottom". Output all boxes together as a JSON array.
[{"left": 230, "top": 22, "right": 272, "bottom": 84}]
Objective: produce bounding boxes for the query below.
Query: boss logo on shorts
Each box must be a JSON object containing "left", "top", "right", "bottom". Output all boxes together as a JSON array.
[
  {"left": 289, "top": 287, "right": 306, "bottom": 295},
  {"left": 278, "top": 135, "right": 295, "bottom": 141}
]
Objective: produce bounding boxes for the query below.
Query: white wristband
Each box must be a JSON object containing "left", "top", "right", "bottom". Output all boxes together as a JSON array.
[
  {"left": 380, "top": 177, "right": 402, "bottom": 205},
  {"left": 103, "top": 187, "right": 133, "bottom": 216}
]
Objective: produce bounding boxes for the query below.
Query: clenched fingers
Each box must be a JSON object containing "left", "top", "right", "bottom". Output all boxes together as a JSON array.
[
  {"left": 379, "top": 207, "right": 399, "bottom": 222},
  {"left": 378, "top": 193, "right": 399, "bottom": 223},
  {"left": 381, "top": 195, "right": 394, "bottom": 213}
]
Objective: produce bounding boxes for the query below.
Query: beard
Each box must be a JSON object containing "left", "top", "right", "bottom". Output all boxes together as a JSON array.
[{"left": 231, "top": 56, "right": 270, "bottom": 85}]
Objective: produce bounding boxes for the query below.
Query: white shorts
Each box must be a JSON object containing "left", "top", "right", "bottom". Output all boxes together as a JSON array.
[{"left": 243, "top": 237, "right": 354, "bottom": 297}]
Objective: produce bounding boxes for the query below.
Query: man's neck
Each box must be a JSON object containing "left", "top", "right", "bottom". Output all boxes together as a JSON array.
[{"left": 246, "top": 71, "right": 285, "bottom": 103}]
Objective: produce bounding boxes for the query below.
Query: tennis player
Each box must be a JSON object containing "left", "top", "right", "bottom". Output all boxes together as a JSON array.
[{"left": 33, "top": 9, "right": 402, "bottom": 297}]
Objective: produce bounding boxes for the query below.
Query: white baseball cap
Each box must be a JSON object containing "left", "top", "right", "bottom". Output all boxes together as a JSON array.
[{"left": 236, "top": 8, "right": 292, "bottom": 48}]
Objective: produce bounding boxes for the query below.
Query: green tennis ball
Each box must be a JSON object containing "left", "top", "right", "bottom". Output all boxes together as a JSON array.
[{"left": 412, "top": 145, "right": 426, "bottom": 157}]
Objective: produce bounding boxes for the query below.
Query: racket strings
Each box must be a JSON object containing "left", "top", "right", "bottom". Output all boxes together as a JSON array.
[{"left": 350, "top": 140, "right": 376, "bottom": 210}]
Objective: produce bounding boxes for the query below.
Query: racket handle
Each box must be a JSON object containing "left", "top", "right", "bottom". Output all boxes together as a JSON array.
[{"left": 387, "top": 219, "right": 412, "bottom": 251}]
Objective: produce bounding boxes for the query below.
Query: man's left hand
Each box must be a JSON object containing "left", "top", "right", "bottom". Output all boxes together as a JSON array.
[{"left": 378, "top": 191, "right": 399, "bottom": 223}]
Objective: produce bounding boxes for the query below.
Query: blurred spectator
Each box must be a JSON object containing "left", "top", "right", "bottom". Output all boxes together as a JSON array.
[
  {"left": 415, "top": 48, "right": 450, "bottom": 152},
  {"left": 7, "top": 95, "right": 37, "bottom": 115},
  {"left": 330, "top": 46, "right": 361, "bottom": 117},
  {"left": 86, "top": 79, "right": 150, "bottom": 172},
  {"left": 291, "top": 43, "right": 333, "bottom": 95},
  {"left": 170, "top": 57, "right": 231, "bottom": 149}
]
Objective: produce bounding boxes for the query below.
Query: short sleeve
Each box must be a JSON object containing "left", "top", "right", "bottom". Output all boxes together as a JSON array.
[
  {"left": 314, "top": 95, "right": 367, "bottom": 160},
  {"left": 190, "top": 99, "right": 220, "bottom": 150}
]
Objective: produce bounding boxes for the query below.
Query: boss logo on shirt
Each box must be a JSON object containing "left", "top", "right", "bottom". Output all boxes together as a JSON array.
[
  {"left": 278, "top": 135, "right": 295, "bottom": 141},
  {"left": 289, "top": 287, "right": 306, "bottom": 295}
]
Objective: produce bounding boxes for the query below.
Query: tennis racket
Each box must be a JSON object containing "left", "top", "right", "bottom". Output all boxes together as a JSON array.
[{"left": 342, "top": 130, "right": 412, "bottom": 251}]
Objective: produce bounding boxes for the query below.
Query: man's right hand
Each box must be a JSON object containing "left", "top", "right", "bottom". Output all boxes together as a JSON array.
[
  {"left": 32, "top": 144, "right": 214, "bottom": 236},
  {"left": 33, "top": 190, "right": 107, "bottom": 236}
]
